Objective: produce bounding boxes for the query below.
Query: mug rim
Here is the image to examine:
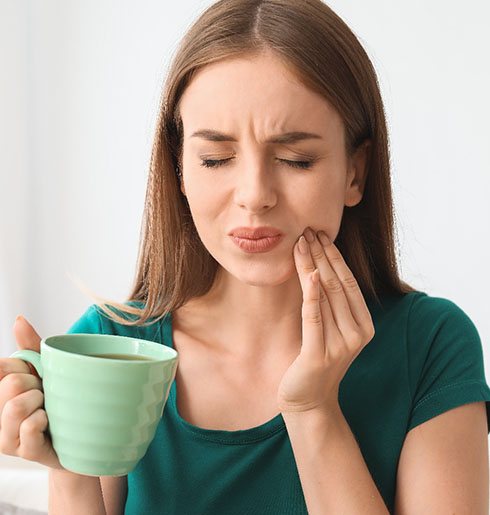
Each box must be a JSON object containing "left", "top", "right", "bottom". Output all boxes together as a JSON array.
[{"left": 41, "top": 334, "right": 178, "bottom": 363}]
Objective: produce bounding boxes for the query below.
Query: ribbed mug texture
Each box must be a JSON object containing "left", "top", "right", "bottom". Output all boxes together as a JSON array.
[{"left": 12, "top": 334, "right": 178, "bottom": 477}]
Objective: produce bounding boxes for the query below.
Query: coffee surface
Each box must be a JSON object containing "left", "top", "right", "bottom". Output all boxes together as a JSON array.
[{"left": 86, "top": 353, "right": 155, "bottom": 361}]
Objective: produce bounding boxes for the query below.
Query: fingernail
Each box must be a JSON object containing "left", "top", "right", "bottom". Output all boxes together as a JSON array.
[
  {"left": 318, "top": 231, "right": 330, "bottom": 246},
  {"left": 15, "top": 315, "right": 24, "bottom": 323},
  {"left": 304, "top": 227, "right": 315, "bottom": 243},
  {"left": 298, "top": 236, "right": 308, "bottom": 254}
]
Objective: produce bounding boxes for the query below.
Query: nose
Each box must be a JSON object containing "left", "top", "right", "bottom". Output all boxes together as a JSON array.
[{"left": 233, "top": 161, "right": 278, "bottom": 212}]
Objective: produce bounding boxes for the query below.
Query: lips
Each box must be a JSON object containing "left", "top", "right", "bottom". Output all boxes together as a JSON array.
[
  {"left": 229, "top": 226, "right": 283, "bottom": 239},
  {"left": 230, "top": 234, "right": 283, "bottom": 253}
]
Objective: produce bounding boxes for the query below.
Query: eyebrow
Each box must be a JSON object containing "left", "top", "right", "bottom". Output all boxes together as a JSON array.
[{"left": 189, "top": 129, "right": 323, "bottom": 144}]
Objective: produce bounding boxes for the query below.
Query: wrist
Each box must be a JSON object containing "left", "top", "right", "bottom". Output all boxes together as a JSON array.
[
  {"left": 49, "top": 467, "right": 100, "bottom": 485},
  {"left": 282, "top": 402, "right": 344, "bottom": 431},
  {"left": 48, "top": 468, "right": 105, "bottom": 515}
]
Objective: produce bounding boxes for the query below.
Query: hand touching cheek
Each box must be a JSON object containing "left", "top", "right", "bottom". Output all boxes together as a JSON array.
[{"left": 277, "top": 227, "right": 375, "bottom": 414}]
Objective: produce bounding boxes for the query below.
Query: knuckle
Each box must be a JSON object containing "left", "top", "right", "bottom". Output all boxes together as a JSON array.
[
  {"left": 22, "top": 419, "right": 41, "bottom": 438},
  {"left": 329, "top": 254, "right": 344, "bottom": 265},
  {"left": 2, "top": 374, "right": 26, "bottom": 397},
  {"left": 325, "top": 278, "right": 342, "bottom": 292},
  {"left": 302, "top": 264, "right": 315, "bottom": 275},
  {"left": 310, "top": 248, "right": 324, "bottom": 260},
  {"left": 303, "top": 310, "right": 323, "bottom": 325},
  {"left": 0, "top": 360, "right": 10, "bottom": 379},
  {"left": 27, "top": 388, "right": 43, "bottom": 407},
  {"left": 341, "top": 275, "right": 359, "bottom": 290},
  {"left": 0, "top": 431, "right": 18, "bottom": 456},
  {"left": 19, "top": 409, "right": 45, "bottom": 436},
  {"left": 4, "top": 398, "right": 27, "bottom": 421},
  {"left": 318, "top": 290, "right": 329, "bottom": 305},
  {"left": 21, "top": 416, "right": 39, "bottom": 436},
  {"left": 346, "top": 330, "right": 363, "bottom": 347},
  {"left": 36, "top": 388, "right": 44, "bottom": 403},
  {"left": 363, "top": 325, "right": 375, "bottom": 342},
  {"left": 325, "top": 346, "right": 342, "bottom": 363}
]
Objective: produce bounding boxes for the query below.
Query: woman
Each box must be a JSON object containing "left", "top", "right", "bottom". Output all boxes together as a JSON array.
[{"left": 1, "top": 0, "right": 489, "bottom": 513}]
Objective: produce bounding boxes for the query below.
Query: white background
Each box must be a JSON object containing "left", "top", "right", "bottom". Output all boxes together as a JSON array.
[{"left": 0, "top": 1, "right": 489, "bottom": 509}]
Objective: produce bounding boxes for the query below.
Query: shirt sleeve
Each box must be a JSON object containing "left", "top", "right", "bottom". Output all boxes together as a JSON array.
[
  {"left": 406, "top": 293, "right": 490, "bottom": 433},
  {"left": 65, "top": 304, "right": 104, "bottom": 335}
]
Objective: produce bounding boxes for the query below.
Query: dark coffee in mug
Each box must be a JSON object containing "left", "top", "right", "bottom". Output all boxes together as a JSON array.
[{"left": 87, "top": 353, "right": 155, "bottom": 361}]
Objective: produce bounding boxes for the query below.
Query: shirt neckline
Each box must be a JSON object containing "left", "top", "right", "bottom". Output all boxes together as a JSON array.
[
  {"left": 158, "top": 293, "right": 391, "bottom": 444},
  {"left": 159, "top": 311, "right": 287, "bottom": 444}
]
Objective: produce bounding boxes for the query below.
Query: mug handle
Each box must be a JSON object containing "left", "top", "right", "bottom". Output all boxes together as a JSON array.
[{"left": 9, "top": 350, "right": 44, "bottom": 379}]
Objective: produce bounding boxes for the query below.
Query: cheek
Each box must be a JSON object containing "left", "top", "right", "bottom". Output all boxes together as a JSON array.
[
  {"left": 297, "top": 185, "right": 345, "bottom": 235},
  {"left": 183, "top": 192, "right": 223, "bottom": 249},
  {"left": 183, "top": 169, "right": 222, "bottom": 207}
]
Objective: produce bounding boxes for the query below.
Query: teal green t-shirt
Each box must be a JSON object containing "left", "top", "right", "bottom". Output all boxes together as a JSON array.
[{"left": 66, "top": 291, "right": 490, "bottom": 514}]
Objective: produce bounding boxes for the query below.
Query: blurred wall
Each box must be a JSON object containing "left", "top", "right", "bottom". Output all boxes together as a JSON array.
[{"left": 1, "top": 0, "right": 31, "bottom": 352}]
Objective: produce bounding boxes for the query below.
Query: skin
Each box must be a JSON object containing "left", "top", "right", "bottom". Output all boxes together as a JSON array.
[{"left": 175, "top": 50, "right": 370, "bottom": 366}]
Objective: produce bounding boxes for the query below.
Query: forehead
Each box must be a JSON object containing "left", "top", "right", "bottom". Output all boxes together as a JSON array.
[{"left": 178, "top": 53, "right": 343, "bottom": 138}]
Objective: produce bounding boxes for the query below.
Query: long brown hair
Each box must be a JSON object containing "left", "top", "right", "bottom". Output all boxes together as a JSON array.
[{"left": 82, "top": 0, "right": 417, "bottom": 327}]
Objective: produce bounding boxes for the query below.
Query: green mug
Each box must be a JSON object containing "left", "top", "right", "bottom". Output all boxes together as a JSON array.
[{"left": 9, "top": 333, "right": 178, "bottom": 477}]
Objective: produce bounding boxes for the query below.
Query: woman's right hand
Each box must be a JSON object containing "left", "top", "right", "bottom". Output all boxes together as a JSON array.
[{"left": 0, "top": 315, "right": 64, "bottom": 470}]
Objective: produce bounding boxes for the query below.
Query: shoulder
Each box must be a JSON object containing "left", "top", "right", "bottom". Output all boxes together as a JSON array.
[
  {"left": 403, "top": 292, "right": 489, "bottom": 432},
  {"left": 370, "top": 290, "right": 480, "bottom": 343},
  {"left": 67, "top": 301, "right": 167, "bottom": 344},
  {"left": 406, "top": 291, "right": 481, "bottom": 349},
  {"left": 66, "top": 304, "right": 103, "bottom": 334},
  {"left": 408, "top": 291, "right": 477, "bottom": 326}
]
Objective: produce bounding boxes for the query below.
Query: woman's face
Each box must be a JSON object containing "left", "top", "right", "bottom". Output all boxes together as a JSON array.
[{"left": 178, "top": 51, "right": 368, "bottom": 286}]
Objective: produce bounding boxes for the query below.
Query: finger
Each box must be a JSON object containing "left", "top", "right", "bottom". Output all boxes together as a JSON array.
[
  {"left": 12, "top": 316, "right": 43, "bottom": 379},
  {"left": 295, "top": 237, "right": 325, "bottom": 358},
  {"left": 295, "top": 233, "right": 337, "bottom": 339},
  {"left": 18, "top": 408, "right": 50, "bottom": 461},
  {"left": 0, "top": 388, "right": 44, "bottom": 455},
  {"left": 306, "top": 228, "right": 360, "bottom": 339},
  {"left": 294, "top": 235, "right": 315, "bottom": 289},
  {"left": 0, "top": 358, "right": 34, "bottom": 380},
  {"left": 317, "top": 230, "right": 374, "bottom": 339},
  {"left": 0, "top": 373, "right": 43, "bottom": 416},
  {"left": 13, "top": 316, "right": 42, "bottom": 352},
  {"left": 306, "top": 269, "right": 325, "bottom": 358},
  {"left": 316, "top": 272, "right": 335, "bottom": 351}
]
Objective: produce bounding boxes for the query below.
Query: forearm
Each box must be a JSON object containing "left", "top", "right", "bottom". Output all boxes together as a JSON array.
[
  {"left": 283, "top": 405, "right": 389, "bottom": 515},
  {"left": 49, "top": 469, "right": 106, "bottom": 515}
]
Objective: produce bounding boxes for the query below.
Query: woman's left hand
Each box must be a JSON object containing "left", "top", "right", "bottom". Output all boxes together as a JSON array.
[{"left": 277, "top": 227, "right": 375, "bottom": 414}]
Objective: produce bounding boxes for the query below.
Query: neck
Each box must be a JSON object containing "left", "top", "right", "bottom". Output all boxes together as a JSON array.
[{"left": 174, "top": 267, "right": 304, "bottom": 361}]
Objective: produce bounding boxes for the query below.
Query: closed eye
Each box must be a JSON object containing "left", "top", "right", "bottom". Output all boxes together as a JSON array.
[{"left": 199, "top": 158, "right": 314, "bottom": 170}]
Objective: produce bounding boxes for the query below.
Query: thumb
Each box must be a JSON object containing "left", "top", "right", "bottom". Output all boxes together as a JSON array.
[{"left": 13, "top": 315, "right": 42, "bottom": 351}]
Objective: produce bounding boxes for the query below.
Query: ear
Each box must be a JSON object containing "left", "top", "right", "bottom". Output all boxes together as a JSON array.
[
  {"left": 344, "top": 139, "right": 371, "bottom": 207},
  {"left": 177, "top": 165, "right": 186, "bottom": 196}
]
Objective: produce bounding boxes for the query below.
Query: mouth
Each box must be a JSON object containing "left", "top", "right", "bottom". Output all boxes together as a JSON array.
[
  {"left": 229, "top": 226, "right": 283, "bottom": 239},
  {"left": 229, "top": 234, "right": 283, "bottom": 253}
]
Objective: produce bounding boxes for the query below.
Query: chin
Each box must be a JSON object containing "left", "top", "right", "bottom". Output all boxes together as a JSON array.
[{"left": 228, "top": 260, "right": 297, "bottom": 287}]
